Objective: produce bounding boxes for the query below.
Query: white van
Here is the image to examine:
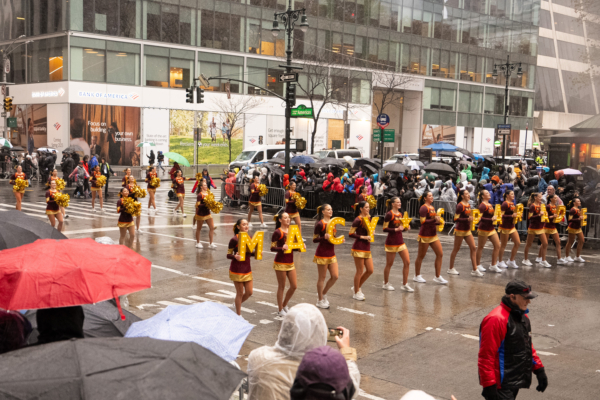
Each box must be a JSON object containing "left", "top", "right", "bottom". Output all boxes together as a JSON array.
[
  {"left": 229, "top": 145, "right": 287, "bottom": 169},
  {"left": 313, "top": 148, "right": 363, "bottom": 159}
]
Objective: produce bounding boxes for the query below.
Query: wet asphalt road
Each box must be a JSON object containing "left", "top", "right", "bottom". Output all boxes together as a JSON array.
[{"left": 2, "top": 177, "right": 600, "bottom": 400}]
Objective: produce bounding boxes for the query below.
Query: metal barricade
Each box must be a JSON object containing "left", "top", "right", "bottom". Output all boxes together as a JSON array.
[{"left": 220, "top": 182, "right": 285, "bottom": 210}]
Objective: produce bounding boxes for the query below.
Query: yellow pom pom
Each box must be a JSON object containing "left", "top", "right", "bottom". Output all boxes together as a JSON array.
[
  {"left": 56, "top": 179, "right": 66, "bottom": 191},
  {"left": 13, "top": 178, "right": 29, "bottom": 192},
  {"left": 150, "top": 177, "right": 161, "bottom": 188},
  {"left": 204, "top": 190, "right": 223, "bottom": 214},
  {"left": 195, "top": 172, "right": 203, "bottom": 182},
  {"left": 292, "top": 192, "right": 307, "bottom": 210},
  {"left": 258, "top": 184, "right": 269, "bottom": 196},
  {"left": 122, "top": 197, "right": 142, "bottom": 216},
  {"left": 54, "top": 193, "right": 70, "bottom": 208},
  {"left": 131, "top": 185, "right": 147, "bottom": 198},
  {"left": 365, "top": 195, "right": 377, "bottom": 210},
  {"left": 95, "top": 175, "right": 107, "bottom": 188}
]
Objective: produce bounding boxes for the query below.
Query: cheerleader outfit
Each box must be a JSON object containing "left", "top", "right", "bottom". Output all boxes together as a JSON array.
[
  {"left": 527, "top": 203, "right": 545, "bottom": 235},
  {"left": 418, "top": 204, "right": 439, "bottom": 243},
  {"left": 478, "top": 203, "right": 497, "bottom": 237},
  {"left": 10, "top": 172, "right": 27, "bottom": 193},
  {"left": 227, "top": 235, "right": 253, "bottom": 282},
  {"left": 122, "top": 176, "right": 129, "bottom": 188},
  {"left": 146, "top": 172, "right": 158, "bottom": 193},
  {"left": 313, "top": 220, "right": 337, "bottom": 265},
  {"left": 249, "top": 182, "right": 261, "bottom": 206},
  {"left": 47, "top": 175, "right": 59, "bottom": 188},
  {"left": 454, "top": 202, "right": 472, "bottom": 237},
  {"left": 499, "top": 201, "right": 517, "bottom": 235},
  {"left": 195, "top": 192, "right": 212, "bottom": 221},
  {"left": 90, "top": 171, "right": 102, "bottom": 191},
  {"left": 173, "top": 177, "right": 186, "bottom": 198},
  {"left": 545, "top": 204, "right": 559, "bottom": 235},
  {"left": 127, "top": 183, "right": 139, "bottom": 202},
  {"left": 349, "top": 216, "right": 372, "bottom": 258},
  {"left": 45, "top": 190, "right": 60, "bottom": 215},
  {"left": 285, "top": 190, "right": 299, "bottom": 218},
  {"left": 271, "top": 228, "right": 297, "bottom": 271},
  {"left": 568, "top": 207, "right": 582, "bottom": 235},
  {"left": 116, "top": 198, "right": 135, "bottom": 228},
  {"left": 383, "top": 210, "right": 407, "bottom": 252}
]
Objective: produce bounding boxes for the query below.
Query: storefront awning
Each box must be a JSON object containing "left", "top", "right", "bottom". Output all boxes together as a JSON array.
[{"left": 570, "top": 113, "right": 600, "bottom": 133}]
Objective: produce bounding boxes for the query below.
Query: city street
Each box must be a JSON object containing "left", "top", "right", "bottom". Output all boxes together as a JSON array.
[{"left": 2, "top": 178, "right": 600, "bottom": 400}]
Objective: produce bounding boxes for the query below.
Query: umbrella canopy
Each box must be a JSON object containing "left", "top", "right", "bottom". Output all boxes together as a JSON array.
[
  {"left": 383, "top": 160, "right": 409, "bottom": 173},
  {"left": 11, "top": 145, "right": 25, "bottom": 152},
  {"left": 0, "top": 138, "right": 12, "bottom": 148},
  {"left": 319, "top": 157, "right": 350, "bottom": 167},
  {"left": 291, "top": 155, "right": 315, "bottom": 165},
  {"left": 455, "top": 146, "right": 475, "bottom": 159},
  {"left": 424, "top": 162, "right": 456, "bottom": 175},
  {"left": 268, "top": 157, "right": 286, "bottom": 165},
  {"left": 126, "top": 302, "right": 253, "bottom": 362},
  {"left": 361, "top": 164, "right": 378, "bottom": 174},
  {"left": 137, "top": 141, "right": 156, "bottom": 147},
  {"left": 342, "top": 156, "right": 356, "bottom": 168},
  {"left": 459, "top": 160, "right": 475, "bottom": 167},
  {"left": 439, "top": 151, "right": 461, "bottom": 158},
  {"left": 560, "top": 168, "right": 582, "bottom": 175},
  {"left": 482, "top": 155, "right": 496, "bottom": 164},
  {"left": 406, "top": 160, "right": 423, "bottom": 171},
  {"left": 162, "top": 151, "right": 191, "bottom": 167},
  {"left": 0, "top": 238, "right": 151, "bottom": 315},
  {"left": 36, "top": 147, "right": 58, "bottom": 153},
  {"left": 0, "top": 210, "right": 66, "bottom": 250},
  {"left": 63, "top": 145, "right": 84, "bottom": 153},
  {"left": 24, "top": 300, "right": 142, "bottom": 343},
  {"left": 354, "top": 158, "right": 381, "bottom": 169},
  {"left": 472, "top": 154, "right": 484, "bottom": 161},
  {"left": 424, "top": 142, "right": 457, "bottom": 152},
  {"left": 0, "top": 337, "right": 246, "bottom": 400}
]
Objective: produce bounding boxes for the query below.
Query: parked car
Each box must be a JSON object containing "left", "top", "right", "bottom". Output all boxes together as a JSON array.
[
  {"left": 313, "top": 148, "right": 363, "bottom": 159},
  {"left": 229, "top": 145, "right": 287, "bottom": 170}
]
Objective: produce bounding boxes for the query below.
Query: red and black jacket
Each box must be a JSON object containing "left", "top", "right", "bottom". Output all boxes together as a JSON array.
[{"left": 478, "top": 297, "right": 544, "bottom": 390}]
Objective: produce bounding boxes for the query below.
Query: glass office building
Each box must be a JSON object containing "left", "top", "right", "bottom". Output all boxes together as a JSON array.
[{"left": 0, "top": 0, "right": 538, "bottom": 164}]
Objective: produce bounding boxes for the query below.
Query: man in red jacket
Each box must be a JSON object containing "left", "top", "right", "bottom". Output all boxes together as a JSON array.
[{"left": 478, "top": 280, "right": 548, "bottom": 400}]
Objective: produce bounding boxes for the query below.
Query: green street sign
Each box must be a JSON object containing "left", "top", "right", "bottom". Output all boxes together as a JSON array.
[
  {"left": 373, "top": 128, "right": 395, "bottom": 142},
  {"left": 494, "top": 140, "right": 502, "bottom": 146},
  {"left": 7, "top": 117, "right": 16, "bottom": 128},
  {"left": 290, "top": 104, "right": 313, "bottom": 118}
]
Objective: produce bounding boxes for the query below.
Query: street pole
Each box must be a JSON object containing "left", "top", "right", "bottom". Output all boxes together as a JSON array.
[
  {"left": 380, "top": 127, "right": 384, "bottom": 171},
  {"left": 524, "top": 122, "right": 529, "bottom": 157},
  {"left": 503, "top": 65, "right": 508, "bottom": 163},
  {"left": 493, "top": 55, "right": 522, "bottom": 164}
]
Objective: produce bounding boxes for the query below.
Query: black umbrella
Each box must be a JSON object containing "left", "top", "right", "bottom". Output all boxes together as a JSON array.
[
  {"left": 0, "top": 211, "right": 66, "bottom": 250},
  {"left": 455, "top": 146, "right": 475, "bottom": 159},
  {"left": 11, "top": 146, "right": 25, "bottom": 151},
  {"left": 63, "top": 145, "right": 84, "bottom": 153},
  {"left": 439, "top": 151, "right": 459, "bottom": 158},
  {"left": 268, "top": 157, "right": 286, "bottom": 165},
  {"left": 383, "top": 160, "right": 409, "bottom": 173},
  {"left": 459, "top": 160, "right": 475, "bottom": 167},
  {"left": 0, "top": 337, "right": 246, "bottom": 400},
  {"left": 24, "top": 300, "right": 142, "bottom": 343},
  {"left": 483, "top": 155, "right": 496, "bottom": 164},
  {"left": 354, "top": 158, "right": 381, "bottom": 169},
  {"left": 319, "top": 157, "right": 350, "bottom": 167},
  {"left": 361, "top": 164, "right": 378, "bottom": 174},
  {"left": 424, "top": 162, "right": 456, "bottom": 175}
]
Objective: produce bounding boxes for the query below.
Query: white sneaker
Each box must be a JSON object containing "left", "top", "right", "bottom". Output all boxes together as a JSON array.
[
  {"left": 173, "top": 208, "right": 177, "bottom": 215},
  {"left": 100, "top": 208, "right": 104, "bottom": 214},
  {"left": 352, "top": 291, "right": 365, "bottom": 301},
  {"left": 498, "top": 261, "right": 508, "bottom": 269},
  {"left": 522, "top": 259, "right": 532, "bottom": 266},
  {"left": 400, "top": 284, "right": 414, "bottom": 292},
  {"left": 575, "top": 256, "right": 585, "bottom": 263},
  {"left": 566, "top": 256, "right": 575, "bottom": 262},
  {"left": 323, "top": 295, "right": 329, "bottom": 307},
  {"left": 316, "top": 299, "right": 329, "bottom": 309},
  {"left": 535, "top": 257, "right": 542, "bottom": 264},
  {"left": 507, "top": 260, "right": 519, "bottom": 269},
  {"left": 92, "top": 208, "right": 96, "bottom": 213},
  {"left": 446, "top": 268, "right": 460, "bottom": 275},
  {"left": 276, "top": 310, "right": 287, "bottom": 318},
  {"left": 413, "top": 275, "right": 426, "bottom": 283},
  {"left": 541, "top": 260, "right": 552, "bottom": 268},
  {"left": 283, "top": 306, "right": 289, "bottom": 313},
  {"left": 137, "top": 229, "right": 143, "bottom": 235},
  {"left": 488, "top": 264, "right": 503, "bottom": 273},
  {"left": 182, "top": 214, "right": 187, "bottom": 218},
  {"left": 557, "top": 258, "right": 567, "bottom": 265},
  {"left": 477, "top": 265, "right": 487, "bottom": 272},
  {"left": 260, "top": 223, "right": 268, "bottom": 228},
  {"left": 195, "top": 242, "right": 203, "bottom": 249},
  {"left": 208, "top": 243, "right": 218, "bottom": 249},
  {"left": 471, "top": 269, "right": 484, "bottom": 277},
  {"left": 382, "top": 282, "right": 395, "bottom": 291},
  {"left": 433, "top": 276, "right": 448, "bottom": 285}
]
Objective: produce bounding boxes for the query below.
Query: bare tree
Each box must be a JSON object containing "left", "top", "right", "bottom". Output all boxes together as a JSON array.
[
  {"left": 574, "top": 1, "right": 600, "bottom": 89},
  {"left": 213, "top": 95, "right": 265, "bottom": 163}
]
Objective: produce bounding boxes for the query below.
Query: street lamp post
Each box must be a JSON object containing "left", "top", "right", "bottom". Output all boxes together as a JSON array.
[
  {"left": 492, "top": 55, "right": 522, "bottom": 162},
  {"left": 272, "top": 0, "right": 308, "bottom": 175},
  {"left": 1, "top": 35, "right": 30, "bottom": 139}
]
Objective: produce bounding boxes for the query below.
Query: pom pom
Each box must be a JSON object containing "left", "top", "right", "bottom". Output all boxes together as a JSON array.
[
  {"left": 365, "top": 195, "right": 377, "bottom": 210},
  {"left": 292, "top": 192, "right": 307, "bottom": 210},
  {"left": 258, "top": 184, "right": 269, "bottom": 196},
  {"left": 95, "top": 175, "right": 107, "bottom": 188},
  {"left": 131, "top": 185, "right": 147, "bottom": 199},
  {"left": 13, "top": 178, "right": 29, "bottom": 192},
  {"left": 56, "top": 179, "right": 66, "bottom": 191},
  {"left": 195, "top": 172, "right": 203, "bottom": 182},
  {"left": 122, "top": 197, "right": 142, "bottom": 217},
  {"left": 204, "top": 190, "right": 223, "bottom": 214},
  {"left": 54, "top": 193, "right": 70, "bottom": 208},
  {"left": 150, "top": 176, "right": 161, "bottom": 188}
]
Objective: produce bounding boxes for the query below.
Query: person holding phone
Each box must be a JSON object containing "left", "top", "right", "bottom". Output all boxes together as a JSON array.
[
  {"left": 227, "top": 219, "right": 254, "bottom": 316},
  {"left": 313, "top": 204, "right": 343, "bottom": 309}
]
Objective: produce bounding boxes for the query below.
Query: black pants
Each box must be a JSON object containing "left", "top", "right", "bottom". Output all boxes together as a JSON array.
[
  {"left": 498, "top": 388, "right": 519, "bottom": 400},
  {"left": 104, "top": 178, "right": 110, "bottom": 197}
]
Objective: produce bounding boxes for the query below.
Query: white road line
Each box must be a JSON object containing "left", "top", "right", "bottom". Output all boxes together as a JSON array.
[
  {"left": 217, "top": 289, "right": 238, "bottom": 296},
  {"left": 174, "top": 297, "right": 198, "bottom": 304},
  {"left": 336, "top": 306, "right": 375, "bottom": 317},
  {"left": 135, "top": 304, "right": 159, "bottom": 310},
  {"left": 256, "top": 301, "right": 279, "bottom": 308},
  {"left": 461, "top": 334, "right": 479, "bottom": 340},
  {"left": 0, "top": 203, "right": 94, "bottom": 220},
  {"left": 205, "top": 292, "right": 236, "bottom": 299},
  {"left": 358, "top": 389, "right": 387, "bottom": 400},
  {"left": 188, "top": 295, "right": 256, "bottom": 314},
  {"left": 157, "top": 300, "right": 185, "bottom": 307},
  {"left": 460, "top": 332, "right": 557, "bottom": 356},
  {"left": 259, "top": 320, "right": 274, "bottom": 324}
]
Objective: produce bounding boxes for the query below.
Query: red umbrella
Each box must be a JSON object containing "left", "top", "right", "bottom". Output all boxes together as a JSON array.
[{"left": 0, "top": 238, "right": 151, "bottom": 319}]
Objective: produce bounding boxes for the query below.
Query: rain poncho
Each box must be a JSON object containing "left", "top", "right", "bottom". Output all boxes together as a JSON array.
[
  {"left": 480, "top": 167, "right": 490, "bottom": 182},
  {"left": 440, "top": 181, "right": 457, "bottom": 202},
  {"left": 247, "top": 304, "right": 360, "bottom": 400},
  {"left": 414, "top": 179, "right": 428, "bottom": 198},
  {"left": 431, "top": 180, "right": 443, "bottom": 200}
]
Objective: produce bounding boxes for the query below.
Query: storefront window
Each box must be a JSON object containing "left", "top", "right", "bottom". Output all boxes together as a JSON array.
[
  {"left": 247, "top": 58, "right": 268, "bottom": 95},
  {"left": 144, "top": 46, "right": 169, "bottom": 87},
  {"left": 198, "top": 52, "right": 243, "bottom": 93},
  {"left": 424, "top": 81, "right": 456, "bottom": 111},
  {"left": 28, "top": 37, "right": 68, "bottom": 83},
  {"left": 170, "top": 49, "right": 194, "bottom": 88},
  {"left": 106, "top": 41, "right": 140, "bottom": 85},
  {"left": 70, "top": 37, "right": 106, "bottom": 83}
]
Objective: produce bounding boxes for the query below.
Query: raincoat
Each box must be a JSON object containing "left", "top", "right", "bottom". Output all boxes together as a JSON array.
[
  {"left": 247, "top": 304, "right": 360, "bottom": 400},
  {"left": 414, "top": 179, "right": 428, "bottom": 198},
  {"left": 480, "top": 167, "right": 490, "bottom": 182}
]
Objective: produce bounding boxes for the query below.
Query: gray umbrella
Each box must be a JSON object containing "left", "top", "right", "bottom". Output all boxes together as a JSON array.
[
  {"left": 0, "top": 337, "right": 246, "bottom": 400},
  {"left": 0, "top": 211, "right": 66, "bottom": 250},
  {"left": 63, "top": 145, "right": 84, "bottom": 153},
  {"left": 383, "top": 160, "right": 409, "bottom": 173}
]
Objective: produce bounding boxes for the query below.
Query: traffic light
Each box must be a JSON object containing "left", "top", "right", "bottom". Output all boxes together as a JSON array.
[
  {"left": 185, "top": 87, "right": 194, "bottom": 103},
  {"left": 287, "top": 84, "right": 296, "bottom": 107},
  {"left": 197, "top": 87, "right": 204, "bottom": 104},
  {"left": 3, "top": 97, "right": 12, "bottom": 112}
]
